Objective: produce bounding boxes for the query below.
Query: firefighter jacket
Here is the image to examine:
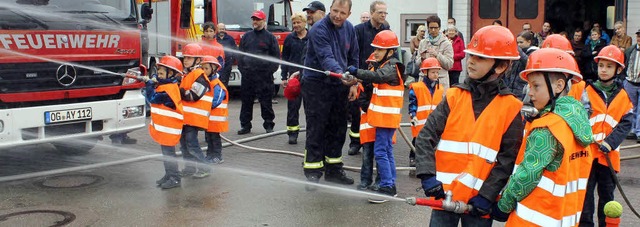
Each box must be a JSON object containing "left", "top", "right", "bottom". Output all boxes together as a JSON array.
[
  {"left": 414, "top": 77, "right": 524, "bottom": 202},
  {"left": 238, "top": 28, "right": 280, "bottom": 74},
  {"left": 180, "top": 68, "right": 212, "bottom": 129},
  {"left": 570, "top": 80, "right": 633, "bottom": 172},
  {"left": 504, "top": 110, "right": 593, "bottom": 227},
  {"left": 409, "top": 80, "right": 443, "bottom": 137},
  {"left": 148, "top": 83, "right": 184, "bottom": 146},
  {"left": 207, "top": 75, "right": 229, "bottom": 133}
]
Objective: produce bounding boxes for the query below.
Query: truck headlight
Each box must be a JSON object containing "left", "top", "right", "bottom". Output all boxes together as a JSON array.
[{"left": 122, "top": 105, "right": 144, "bottom": 118}]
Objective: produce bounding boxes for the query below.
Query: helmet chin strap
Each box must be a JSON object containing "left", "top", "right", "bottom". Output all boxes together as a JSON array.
[{"left": 477, "top": 60, "right": 500, "bottom": 82}]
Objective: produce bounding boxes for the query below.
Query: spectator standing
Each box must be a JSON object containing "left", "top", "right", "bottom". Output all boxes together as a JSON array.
[
  {"left": 585, "top": 22, "right": 611, "bottom": 45},
  {"left": 215, "top": 23, "right": 237, "bottom": 87},
  {"left": 446, "top": 17, "right": 464, "bottom": 42},
  {"left": 349, "top": 0, "right": 390, "bottom": 156},
  {"left": 522, "top": 22, "right": 542, "bottom": 47},
  {"left": 623, "top": 29, "right": 640, "bottom": 142},
  {"left": 359, "top": 11, "right": 370, "bottom": 23},
  {"left": 303, "top": 1, "right": 326, "bottom": 27},
  {"left": 611, "top": 21, "right": 632, "bottom": 51},
  {"left": 517, "top": 31, "right": 540, "bottom": 56},
  {"left": 236, "top": 10, "right": 280, "bottom": 135},
  {"left": 417, "top": 15, "right": 454, "bottom": 90},
  {"left": 410, "top": 25, "right": 425, "bottom": 55},
  {"left": 301, "top": 0, "right": 358, "bottom": 187},
  {"left": 201, "top": 22, "right": 225, "bottom": 67},
  {"left": 582, "top": 28, "right": 608, "bottom": 81},
  {"left": 539, "top": 21, "right": 553, "bottom": 41},
  {"left": 446, "top": 25, "right": 464, "bottom": 85},
  {"left": 281, "top": 13, "right": 308, "bottom": 145},
  {"left": 572, "top": 29, "right": 586, "bottom": 71}
]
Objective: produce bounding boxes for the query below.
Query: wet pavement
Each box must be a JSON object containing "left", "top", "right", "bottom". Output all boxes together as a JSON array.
[{"left": 1, "top": 94, "right": 640, "bottom": 226}]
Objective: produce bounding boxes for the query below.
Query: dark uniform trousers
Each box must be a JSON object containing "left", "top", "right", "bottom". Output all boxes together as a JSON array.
[
  {"left": 286, "top": 95, "right": 302, "bottom": 130},
  {"left": 348, "top": 100, "right": 361, "bottom": 147},
  {"left": 239, "top": 70, "right": 275, "bottom": 130},
  {"left": 301, "top": 76, "right": 349, "bottom": 177}
]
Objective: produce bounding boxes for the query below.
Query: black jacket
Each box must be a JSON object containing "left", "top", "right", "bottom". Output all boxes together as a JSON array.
[
  {"left": 582, "top": 39, "right": 608, "bottom": 81},
  {"left": 414, "top": 78, "right": 524, "bottom": 202},
  {"left": 238, "top": 28, "right": 280, "bottom": 74},
  {"left": 281, "top": 31, "right": 308, "bottom": 80},
  {"left": 216, "top": 34, "right": 237, "bottom": 74},
  {"left": 354, "top": 21, "right": 390, "bottom": 70},
  {"left": 353, "top": 58, "right": 405, "bottom": 86},
  {"left": 503, "top": 47, "right": 529, "bottom": 100}
]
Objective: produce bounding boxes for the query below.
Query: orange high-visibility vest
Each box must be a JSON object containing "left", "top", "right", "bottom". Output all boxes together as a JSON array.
[
  {"left": 568, "top": 80, "right": 586, "bottom": 100},
  {"left": 367, "top": 62, "right": 404, "bottom": 128},
  {"left": 207, "top": 77, "right": 229, "bottom": 133},
  {"left": 360, "top": 111, "right": 376, "bottom": 144},
  {"left": 202, "top": 39, "right": 225, "bottom": 59},
  {"left": 572, "top": 83, "right": 633, "bottom": 172},
  {"left": 149, "top": 84, "right": 184, "bottom": 146},
  {"left": 506, "top": 113, "right": 592, "bottom": 227},
  {"left": 180, "top": 68, "right": 212, "bottom": 129},
  {"left": 409, "top": 82, "right": 443, "bottom": 137},
  {"left": 439, "top": 88, "right": 522, "bottom": 204}
]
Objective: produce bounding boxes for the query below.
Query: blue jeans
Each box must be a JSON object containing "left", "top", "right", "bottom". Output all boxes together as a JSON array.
[
  {"left": 580, "top": 161, "right": 616, "bottom": 227},
  {"left": 205, "top": 132, "right": 222, "bottom": 159},
  {"left": 180, "top": 125, "right": 208, "bottom": 171},
  {"left": 374, "top": 127, "right": 396, "bottom": 188},
  {"left": 161, "top": 145, "right": 180, "bottom": 178},
  {"left": 429, "top": 210, "right": 493, "bottom": 227},
  {"left": 623, "top": 80, "right": 640, "bottom": 136},
  {"left": 359, "top": 142, "right": 378, "bottom": 186}
]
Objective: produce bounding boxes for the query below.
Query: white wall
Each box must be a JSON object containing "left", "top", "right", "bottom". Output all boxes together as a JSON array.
[{"left": 628, "top": 0, "right": 640, "bottom": 41}]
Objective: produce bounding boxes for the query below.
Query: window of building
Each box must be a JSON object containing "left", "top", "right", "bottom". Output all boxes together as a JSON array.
[
  {"left": 479, "top": 0, "right": 501, "bottom": 19},
  {"left": 400, "top": 14, "right": 431, "bottom": 47},
  {"left": 515, "top": 0, "right": 538, "bottom": 19}
]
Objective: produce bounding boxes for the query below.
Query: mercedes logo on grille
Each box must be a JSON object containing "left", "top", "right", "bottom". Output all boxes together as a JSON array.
[{"left": 56, "top": 64, "right": 77, "bottom": 87}]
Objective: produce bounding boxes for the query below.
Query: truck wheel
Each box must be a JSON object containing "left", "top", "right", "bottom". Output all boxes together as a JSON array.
[{"left": 53, "top": 137, "right": 99, "bottom": 154}]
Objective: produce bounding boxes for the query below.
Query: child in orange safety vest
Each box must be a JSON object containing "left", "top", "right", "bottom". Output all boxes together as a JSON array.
[
  {"left": 407, "top": 57, "right": 443, "bottom": 167},
  {"left": 413, "top": 25, "right": 524, "bottom": 226},
  {"left": 201, "top": 55, "right": 228, "bottom": 164},
  {"left": 569, "top": 45, "right": 633, "bottom": 226},
  {"left": 345, "top": 30, "right": 405, "bottom": 203},
  {"left": 356, "top": 53, "right": 380, "bottom": 191},
  {"left": 492, "top": 48, "right": 594, "bottom": 226},
  {"left": 179, "top": 43, "right": 213, "bottom": 178},
  {"left": 147, "top": 55, "right": 186, "bottom": 189}
]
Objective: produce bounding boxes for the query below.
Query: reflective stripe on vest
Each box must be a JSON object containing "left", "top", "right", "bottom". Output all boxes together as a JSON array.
[
  {"left": 180, "top": 68, "right": 211, "bottom": 129},
  {"left": 506, "top": 113, "right": 592, "bottom": 227},
  {"left": 360, "top": 112, "right": 376, "bottom": 144},
  {"left": 367, "top": 63, "right": 404, "bottom": 128},
  {"left": 441, "top": 88, "right": 522, "bottom": 203},
  {"left": 148, "top": 84, "right": 184, "bottom": 146},
  {"left": 579, "top": 84, "right": 633, "bottom": 172},
  {"left": 207, "top": 77, "right": 229, "bottom": 133},
  {"left": 410, "top": 82, "right": 444, "bottom": 137}
]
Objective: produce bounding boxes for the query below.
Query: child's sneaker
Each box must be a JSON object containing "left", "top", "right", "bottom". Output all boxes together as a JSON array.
[
  {"left": 368, "top": 186, "right": 397, "bottom": 204},
  {"left": 156, "top": 174, "right": 169, "bottom": 186},
  {"left": 160, "top": 177, "right": 181, "bottom": 189},
  {"left": 211, "top": 157, "right": 224, "bottom": 164},
  {"left": 192, "top": 169, "right": 210, "bottom": 179}
]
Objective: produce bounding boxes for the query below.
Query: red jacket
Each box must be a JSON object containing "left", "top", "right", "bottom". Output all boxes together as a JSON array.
[{"left": 449, "top": 35, "right": 465, "bottom": 72}]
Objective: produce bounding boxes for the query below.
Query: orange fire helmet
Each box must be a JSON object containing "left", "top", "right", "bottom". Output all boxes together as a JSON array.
[
  {"left": 366, "top": 53, "right": 376, "bottom": 63},
  {"left": 595, "top": 45, "right": 625, "bottom": 69},
  {"left": 520, "top": 48, "right": 582, "bottom": 82},
  {"left": 420, "top": 57, "right": 442, "bottom": 70},
  {"left": 156, "top": 55, "right": 184, "bottom": 75},
  {"left": 541, "top": 34, "right": 575, "bottom": 55},
  {"left": 371, "top": 30, "right": 400, "bottom": 49},
  {"left": 283, "top": 71, "right": 301, "bottom": 100},
  {"left": 201, "top": 55, "right": 222, "bottom": 69},
  {"left": 464, "top": 25, "right": 520, "bottom": 60},
  {"left": 182, "top": 43, "right": 203, "bottom": 57}
]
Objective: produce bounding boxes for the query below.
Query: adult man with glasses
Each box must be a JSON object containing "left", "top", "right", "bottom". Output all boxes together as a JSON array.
[{"left": 417, "top": 15, "right": 453, "bottom": 90}]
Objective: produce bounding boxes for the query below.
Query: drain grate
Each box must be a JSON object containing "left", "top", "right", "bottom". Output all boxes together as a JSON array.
[
  {"left": 0, "top": 210, "right": 75, "bottom": 227},
  {"left": 34, "top": 174, "right": 104, "bottom": 189}
]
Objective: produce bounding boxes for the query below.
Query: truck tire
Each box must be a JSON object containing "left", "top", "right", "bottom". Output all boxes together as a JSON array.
[{"left": 53, "top": 136, "right": 99, "bottom": 154}]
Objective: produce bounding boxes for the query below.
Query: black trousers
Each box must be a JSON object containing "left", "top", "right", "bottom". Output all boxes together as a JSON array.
[
  {"left": 286, "top": 95, "right": 302, "bottom": 130},
  {"left": 239, "top": 70, "right": 275, "bottom": 130},
  {"left": 219, "top": 57, "right": 233, "bottom": 87},
  {"left": 301, "top": 77, "right": 349, "bottom": 177},
  {"left": 448, "top": 71, "right": 461, "bottom": 86}
]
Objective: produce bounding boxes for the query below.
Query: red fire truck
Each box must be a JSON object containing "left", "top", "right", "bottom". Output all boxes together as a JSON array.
[
  {"left": 0, "top": 0, "right": 147, "bottom": 153},
  {"left": 139, "top": 0, "right": 293, "bottom": 87}
]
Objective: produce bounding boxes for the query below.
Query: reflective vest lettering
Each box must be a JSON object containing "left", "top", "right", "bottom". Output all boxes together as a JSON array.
[
  {"left": 439, "top": 88, "right": 522, "bottom": 204},
  {"left": 410, "top": 82, "right": 443, "bottom": 137},
  {"left": 207, "top": 77, "right": 229, "bottom": 133},
  {"left": 506, "top": 113, "right": 592, "bottom": 227},
  {"left": 180, "top": 68, "right": 212, "bottom": 129},
  {"left": 149, "top": 84, "right": 184, "bottom": 146},
  {"left": 367, "top": 63, "right": 404, "bottom": 128}
]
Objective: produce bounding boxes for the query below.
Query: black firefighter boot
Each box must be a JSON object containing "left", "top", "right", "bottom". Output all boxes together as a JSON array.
[
  {"left": 287, "top": 131, "right": 298, "bottom": 144},
  {"left": 325, "top": 169, "right": 354, "bottom": 185},
  {"left": 347, "top": 136, "right": 361, "bottom": 155}
]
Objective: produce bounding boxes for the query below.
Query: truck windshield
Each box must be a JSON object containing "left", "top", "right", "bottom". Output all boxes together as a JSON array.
[
  {"left": 217, "top": 0, "right": 291, "bottom": 32},
  {"left": 4, "top": 0, "right": 137, "bottom": 29}
]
